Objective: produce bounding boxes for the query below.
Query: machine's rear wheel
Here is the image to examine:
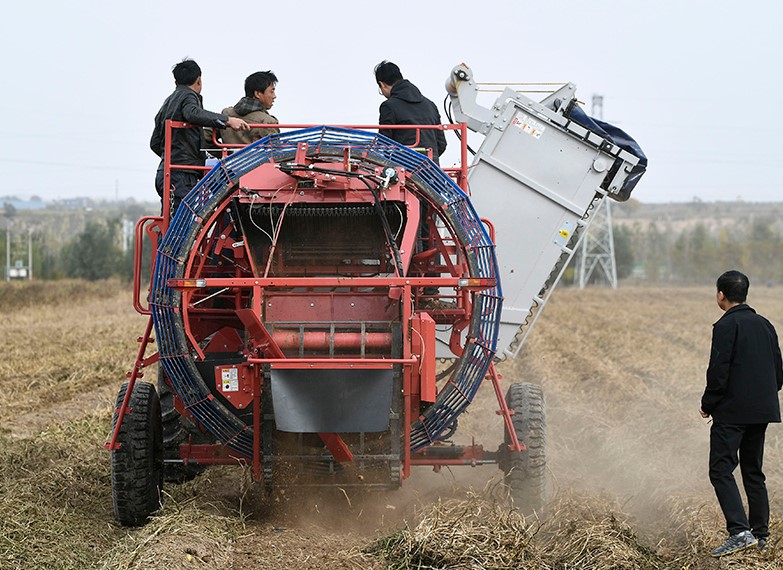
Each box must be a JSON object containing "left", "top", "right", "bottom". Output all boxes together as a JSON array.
[
  {"left": 111, "top": 381, "right": 163, "bottom": 526},
  {"left": 501, "top": 382, "right": 547, "bottom": 513},
  {"left": 159, "top": 369, "right": 206, "bottom": 483}
]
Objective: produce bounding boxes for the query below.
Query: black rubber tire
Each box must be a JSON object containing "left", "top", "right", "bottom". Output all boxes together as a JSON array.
[
  {"left": 111, "top": 381, "right": 164, "bottom": 526},
  {"left": 502, "top": 382, "right": 547, "bottom": 513},
  {"left": 158, "top": 368, "right": 206, "bottom": 483}
]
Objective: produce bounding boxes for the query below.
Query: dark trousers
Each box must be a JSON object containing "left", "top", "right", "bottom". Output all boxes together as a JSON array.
[
  {"left": 155, "top": 167, "right": 199, "bottom": 217},
  {"left": 709, "top": 422, "right": 769, "bottom": 538}
]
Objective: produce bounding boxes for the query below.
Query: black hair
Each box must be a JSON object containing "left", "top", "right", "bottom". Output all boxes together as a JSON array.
[
  {"left": 374, "top": 60, "right": 403, "bottom": 86},
  {"left": 172, "top": 59, "right": 201, "bottom": 86},
  {"left": 244, "top": 71, "right": 278, "bottom": 97},
  {"left": 716, "top": 270, "right": 749, "bottom": 303}
]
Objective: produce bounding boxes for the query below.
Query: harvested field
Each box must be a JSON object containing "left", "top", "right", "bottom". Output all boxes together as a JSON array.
[{"left": 2, "top": 280, "right": 783, "bottom": 569}]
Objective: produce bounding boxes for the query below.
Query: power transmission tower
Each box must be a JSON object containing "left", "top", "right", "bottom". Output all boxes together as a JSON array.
[{"left": 574, "top": 94, "right": 618, "bottom": 289}]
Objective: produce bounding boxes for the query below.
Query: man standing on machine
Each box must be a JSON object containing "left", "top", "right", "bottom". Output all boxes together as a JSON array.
[
  {"left": 374, "top": 60, "right": 447, "bottom": 165},
  {"left": 151, "top": 58, "right": 249, "bottom": 215}
]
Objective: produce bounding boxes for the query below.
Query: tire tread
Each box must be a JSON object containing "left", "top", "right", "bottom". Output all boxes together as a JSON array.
[
  {"left": 503, "top": 382, "right": 547, "bottom": 512},
  {"left": 111, "top": 381, "right": 163, "bottom": 526}
]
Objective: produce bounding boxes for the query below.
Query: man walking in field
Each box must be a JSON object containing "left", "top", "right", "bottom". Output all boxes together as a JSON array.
[{"left": 700, "top": 270, "right": 783, "bottom": 557}]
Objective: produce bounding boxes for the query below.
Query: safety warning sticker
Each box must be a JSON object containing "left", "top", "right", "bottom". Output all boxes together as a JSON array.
[
  {"left": 221, "top": 367, "right": 239, "bottom": 392},
  {"left": 512, "top": 113, "right": 545, "bottom": 139}
]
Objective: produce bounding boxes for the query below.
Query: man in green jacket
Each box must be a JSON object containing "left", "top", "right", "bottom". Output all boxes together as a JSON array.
[{"left": 218, "top": 71, "right": 280, "bottom": 146}]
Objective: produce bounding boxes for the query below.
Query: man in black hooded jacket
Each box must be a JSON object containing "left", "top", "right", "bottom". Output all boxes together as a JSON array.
[{"left": 374, "top": 61, "right": 446, "bottom": 164}]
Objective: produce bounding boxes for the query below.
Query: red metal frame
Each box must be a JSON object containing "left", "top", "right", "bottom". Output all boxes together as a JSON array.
[
  {"left": 105, "top": 316, "right": 159, "bottom": 451},
  {"left": 109, "top": 120, "right": 520, "bottom": 484},
  {"left": 132, "top": 216, "right": 164, "bottom": 315}
]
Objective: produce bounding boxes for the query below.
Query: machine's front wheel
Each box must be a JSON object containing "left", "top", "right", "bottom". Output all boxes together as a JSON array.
[
  {"left": 501, "top": 382, "right": 548, "bottom": 513},
  {"left": 111, "top": 381, "right": 164, "bottom": 526}
]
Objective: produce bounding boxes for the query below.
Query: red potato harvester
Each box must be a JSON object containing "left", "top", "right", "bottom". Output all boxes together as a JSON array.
[{"left": 107, "top": 64, "right": 646, "bottom": 526}]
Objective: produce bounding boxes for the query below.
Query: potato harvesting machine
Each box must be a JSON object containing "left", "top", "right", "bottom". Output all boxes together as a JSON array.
[{"left": 107, "top": 64, "right": 645, "bottom": 526}]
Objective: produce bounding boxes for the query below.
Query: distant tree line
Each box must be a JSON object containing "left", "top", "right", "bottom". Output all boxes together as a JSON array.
[
  {"left": 1, "top": 219, "right": 142, "bottom": 282},
  {"left": 561, "top": 215, "right": 782, "bottom": 287},
  {"left": 59, "top": 220, "right": 130, "bottom": 280},
  {"left": 2, "top": 212, "right": 781, "bottom": 286},
  {"left": 619, "top": 216, "right": 783, "bottom": 284}
]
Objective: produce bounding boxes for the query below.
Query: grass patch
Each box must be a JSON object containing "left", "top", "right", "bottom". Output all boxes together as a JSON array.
[
  {"left": 0, "top": 279, "right": 128, "bottom": 313},
  {"left": 0, "top": 413, "right": 116, "bottom": 569},
  {"left": 99, "top": 496, "right": 242, "bottom": 570},
  {"left": 0, "top": 412, "right": 247, "bottom": 570}
]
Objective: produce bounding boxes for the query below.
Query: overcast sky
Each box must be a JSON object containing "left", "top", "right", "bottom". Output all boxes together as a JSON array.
[{"left": 1, "top": 0, "right": 781, "bottom": 204}]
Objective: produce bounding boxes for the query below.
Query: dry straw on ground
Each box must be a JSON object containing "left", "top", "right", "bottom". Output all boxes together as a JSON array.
[
  {"left": 661, "top": 495, "right": 783, "bottom": 570},
  {"left": 3, "top": 282, "right": 783, "bottom": 569},
  {"left": 540, "top": 491, "right": 664, "bottom": 569},
  {"left": 368, "top": 486, "right": 543, "bottom": 569},
  {"left": 0, "top": 413, "right": 116, "bottom": 568},
  {"left": 369, "top": 488, "right": 665, "bottom": 569},
  {"left": 370, "top": 488, "right": 783, "bottom": 570},
  {"left": 99, "top": 496, "right": 241, "bottom": 570},
  {"left": 0, "top": 279, "right": 144, "bottom": 437}
]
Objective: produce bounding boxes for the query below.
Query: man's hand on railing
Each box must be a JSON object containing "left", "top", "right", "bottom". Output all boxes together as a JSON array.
[{"left": 226, "top": 117, "right": 250, "bottom": 131}]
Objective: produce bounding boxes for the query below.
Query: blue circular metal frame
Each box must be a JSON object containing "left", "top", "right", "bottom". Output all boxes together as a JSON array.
[{"left": 151, "top": 126, "right": 502, "bottom": 458}]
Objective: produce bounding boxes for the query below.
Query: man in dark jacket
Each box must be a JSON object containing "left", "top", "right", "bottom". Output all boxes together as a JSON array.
[
  {"left": 700, "top": 270, "right": 783, "bottom": 557},
  {"left": 374, "top": 61, "right": 447, "bottom": 164},
  {"left": 151, "top": 59, "right": 248, "bottom": 215}
]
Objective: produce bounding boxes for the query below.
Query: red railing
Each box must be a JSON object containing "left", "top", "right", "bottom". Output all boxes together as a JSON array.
[{"left": 160, "top": 121, "right": 471, "bottom": 230}]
